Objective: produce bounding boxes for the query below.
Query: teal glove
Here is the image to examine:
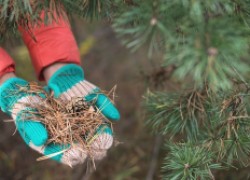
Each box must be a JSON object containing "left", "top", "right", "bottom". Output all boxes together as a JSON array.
[
  {"left": 0, "top": 77, "right": 87, "bottom": 166},
  {"left": 48, "top": 64, "right": 120, "bottom": 120},
  {"left": 47, "top": 64, "right": 120, "bottom": 160},
  {"left": 0, "top": 78, "right": 48, "bottom": 147}
]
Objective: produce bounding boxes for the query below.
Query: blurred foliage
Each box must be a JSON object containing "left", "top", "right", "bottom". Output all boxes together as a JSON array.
[
  {"left": 79, "top": 36, "right": 96, "bottom": 57},
  {"left": 11, "top": 46, "right": 35, "bottom": 81}
]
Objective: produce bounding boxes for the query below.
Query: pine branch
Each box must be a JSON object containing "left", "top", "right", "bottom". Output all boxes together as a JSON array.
[
  {"left": 0, "top": 0, "right": 113, "bottom": 39},
  {"left": 144, "top": 89, "right": 210, "bottom": 141},
  {"left": 112, "top": 0, "right": 167, "bottom": 57},
  {"left": 145, "top": 85, "right": 250, "bottom": 174},
  {"left": 162, "top": 143, "right": 222, "bottom": 180},
  {"left": 113, "top": 0, "right": 250, "bottom": 90}
]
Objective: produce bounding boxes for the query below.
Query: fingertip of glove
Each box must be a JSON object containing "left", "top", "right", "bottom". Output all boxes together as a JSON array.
[
  {"left": 106, "top": 107, "right": 120, "bottom": 121},
  {"left": 48, "top": 84, "right": 61, "bottom": 98},
  {"left": 92, "top": 126, "right": 114, "bottom": 150},
  {"left": 86, "top": 94, "right": 120, "bottom": 121},
  {"left": 100, "top": 103, "right": 120, "bottom": 121},
  {"left": 96, "top": 125, "right": 113, "bottom": 135},
  {"left": 31, "top": 128, "right": 48, "bottom": 146}
]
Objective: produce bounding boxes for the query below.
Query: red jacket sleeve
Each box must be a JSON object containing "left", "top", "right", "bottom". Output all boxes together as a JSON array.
[
  {"left": 18, "top": 12, "right": 81, "bottom": 81},
  {"left": 0, "top": 48, "right": 15, "bottom": 77}
]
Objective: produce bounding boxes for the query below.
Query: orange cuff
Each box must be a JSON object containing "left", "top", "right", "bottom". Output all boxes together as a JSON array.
[{"left": 0, "top": 48, "right": 15, "bottom": 77}]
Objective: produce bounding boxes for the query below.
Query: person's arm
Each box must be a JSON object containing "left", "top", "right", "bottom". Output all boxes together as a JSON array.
[
  {"left": 18, "top": 11, "right": 81, "bottom": 81},
  {"left": 0, "top": 48, "right": 15, "bottom": 81}
]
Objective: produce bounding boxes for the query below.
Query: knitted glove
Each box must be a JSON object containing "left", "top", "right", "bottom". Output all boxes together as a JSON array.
[
  {"left": 0, "top": 77, "right": 87, "bottom": 166},
  {"left": 47, "top": 64, "right": 120, "bottom": 160}
]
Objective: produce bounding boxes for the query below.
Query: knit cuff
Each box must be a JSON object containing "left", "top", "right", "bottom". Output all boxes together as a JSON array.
[
  {"left": 0, "top": 48, "right": 15, "bottom": 77},
  {"left": 48, "top": 64, "right": 84, "bottom": 98}
]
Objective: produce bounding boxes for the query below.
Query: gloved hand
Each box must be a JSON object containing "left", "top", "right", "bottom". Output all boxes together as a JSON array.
[
  {"left": 47, "top": 64, "right": 120, "bottom": 160},
  {"left": 0, "top": 77, "right": 88, "bottom": 166}
]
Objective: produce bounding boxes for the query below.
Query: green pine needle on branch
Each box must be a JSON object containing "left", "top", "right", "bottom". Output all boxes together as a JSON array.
[
  {"left": 129, "top": 1, "right": 250, "bottom": 177},
  {"left": 145, "top": 86, "right": 250, "bottom": 176},
  {"left": 112, "top": 0, "right": 167, "bottom": 57},
  {"left": 162, "top": 143, "right": 222, "bottom": 180},
  {"left": 0, "top": 0, "right": 113, "bottom": 39},
  {"left": 113, "top": 0, "right": 250, "bottom": 90},
  {"left": 144, "top": 90, "right": 207, "bottom": 141}
]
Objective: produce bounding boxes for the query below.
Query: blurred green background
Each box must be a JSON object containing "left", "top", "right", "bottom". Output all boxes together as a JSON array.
[{"left": 0, "top": 19, "right": 161, "bottom": 180}]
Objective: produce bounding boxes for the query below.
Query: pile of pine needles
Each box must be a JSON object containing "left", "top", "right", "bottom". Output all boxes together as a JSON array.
[{"left": 12, "top": 82, "right": 113, "bottom": 161}]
